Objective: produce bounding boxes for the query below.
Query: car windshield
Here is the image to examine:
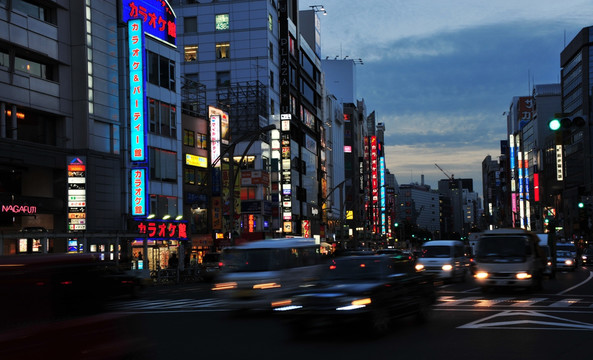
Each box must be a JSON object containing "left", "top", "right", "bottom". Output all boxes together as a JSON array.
[
  {"left": 477, "top": 236, "right": 529, "bottom": 260},
  {"left": 320, "top": 258, "right": 387, "bottom": 281},
  {"left": 556, "top": 250, "right": 572, "bottom": 257},
  {"left": 421, "top": 246, "right": 450, "bottom": 258}
]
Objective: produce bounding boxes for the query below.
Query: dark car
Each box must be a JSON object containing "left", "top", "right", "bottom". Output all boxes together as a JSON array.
[
  {"left": 201, "top": 252, "right": 222, "bottom": 281},
  {"left": 556, "top": 250, "right": 576, "bottom": 271},
  {"left": 581, "top": 248, "right": 593, "bottom": 265},
  {"left": 273, "top": 254, "right": 436, "bottom": 337}
]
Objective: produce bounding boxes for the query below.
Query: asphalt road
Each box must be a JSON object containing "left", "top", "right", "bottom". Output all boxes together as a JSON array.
[{"left": 106, "top": 266, "right": 593, "bottom": 360}]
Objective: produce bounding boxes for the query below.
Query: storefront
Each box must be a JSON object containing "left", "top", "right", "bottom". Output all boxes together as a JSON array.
[{"left": 131, "top": 219, "right": 189, "bottom": 271}]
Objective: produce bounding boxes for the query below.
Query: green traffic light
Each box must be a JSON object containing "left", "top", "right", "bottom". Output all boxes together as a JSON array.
[
  {"left": 578, "top": 202, "right": 585, "bottom": 208},
  {"left": 549, "top": 118, "right": 561, "bottom": 131}
]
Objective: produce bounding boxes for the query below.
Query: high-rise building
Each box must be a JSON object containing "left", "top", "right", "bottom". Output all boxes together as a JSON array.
[{"left": 0, "top": 1, "right": 187, "bottom": 268}]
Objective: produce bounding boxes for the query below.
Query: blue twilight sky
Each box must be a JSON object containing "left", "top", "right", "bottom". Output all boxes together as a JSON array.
[{"left": 299, "top": 0, "right": 593, "bottom": 198}]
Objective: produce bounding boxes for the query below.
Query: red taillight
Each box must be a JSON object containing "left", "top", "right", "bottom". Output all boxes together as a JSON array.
[
  {"left": 218, "top": 262, "right": 223, "bottom": 267},
  {"left": 60, "top": 281, "right": 73, "bottom": 285},
  {"left": 329, "top": 265, "right": 336, "bottom": 270}
]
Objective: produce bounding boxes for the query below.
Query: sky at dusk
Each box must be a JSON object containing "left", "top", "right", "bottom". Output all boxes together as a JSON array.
[{"left": 299, "top": 0, "right": 593, "bottom": 198}]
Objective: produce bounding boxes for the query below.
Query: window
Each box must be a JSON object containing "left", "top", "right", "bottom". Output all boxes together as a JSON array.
[
  {"left": 149, "top": 148, "right": 177, "bottom": 182},
  {"left": 14, "top": 56, "right": 55, "bottom": 81},
  {"left": 269, "top": 70, "right": 274, "bottom": 89},
  {"left": 268, "top": 13, "right": 273, "bottom": 31},
  {"left": 183, "top": 129, "right": 195, "bottom": 147},
  {"left": 269, "top": 42, "right": 274, "bottom": 61},
  {"left": 216, "top": 42, "right": 230, "bottom": 59},
  {"left": 149, "top": 98, "right": 177, "bottom": 138},
  {"left": 216, "top": 71, "right": 230, "bottom": 87},
  {"left": 184, "top": 16, "right": 197, "bottom": 33},
  {"left": 0, "top": 49, "right": 8, "bottom": 68},
  {"left": 149, "top": 194, "right": 178, "bottom": 218},
  {"left": 197, "top": 133, "right": 208, "bottom": 149},
  {"left": 184, "top": 45, "right": 198, "bottom": 62},
  {"left": 13, "top": 0, "right": 56, "bottom": 24},
  {"left": 215, "top": 13, "right": 229, "bottom": 31},
  {"left": 184, "top": 168, "right": 208, "bottom": 186},
  {"left": 147, "top": 51, "right": 175, "bottom": 90},
  {"left": 241, "top": 187, "right": 257, "bottom": 200}
]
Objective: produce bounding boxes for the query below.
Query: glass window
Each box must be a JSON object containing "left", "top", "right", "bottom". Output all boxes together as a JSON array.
[
  {"left": 148, "top": 51, "right": 175, "bottom": 90},
  {"left": 13, "top": 0, "right": 56, "bottom": 24},
  {"left": 184, "top": 16, "right": 197, "bottom": 33},
  {"left": 14, "top": 56, "right": 54, "bottom": 81},
  {"left": 149, "top": 147, "right": 177, "bottom": 182},
  {"left": 0, "top": 49, "right": 8, "bottom": 67},
  {"left": 268, "top": 13, "right": 273, "bottom": 31},
  {"left": 215, "top": 13, "right": 229, "bottom": 31},
  {"left": 197, "top": 133, "right": 208, "bottom": 149},
  {"left": 269, "top": 42, "right": 273, "bottom": 61},
  {"left": 183, "top": 129, "right": 195, "bottom": 147},
  {"left": 184, "top": 45, "right": 198, "bottom": 62},
  {"left": 149, "top": 98, "right": 177, "bottom": 139},
  {"left": 216, "top": 71, "right": 230, "bottom": 87},
  {"left": 216, "top": 42, "right": 230, "bottom": 59}
]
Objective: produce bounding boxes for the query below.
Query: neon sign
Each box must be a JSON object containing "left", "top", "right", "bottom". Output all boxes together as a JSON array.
[
  {"left": 131, "top": 168, "right": 147, "bottom": 217},
  {"left": 135, "top": 220, "right": 189, "bottom": 240},
  {"left": 67, "top": 157, "right": 87, "bottom": 231},
  {"left": 122, "top": 0, "right": 177, "bottom": 47},
  {"left": 128, "top": 19, "right": 146, "bottom": 162}
]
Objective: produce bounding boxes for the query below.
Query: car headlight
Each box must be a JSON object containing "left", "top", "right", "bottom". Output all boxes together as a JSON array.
[
  {"left": 565, "top": 259, "right": 573, "bottom": 266},
  {"left": 212, "top": 282, "right": 237, "bottom": 291},
  {"left": 415, "top": 264, "right": 425, "bottom": 271},
  {"left": 516, "top": 272, "right": 532, "bottom": 280},
  {"left": 475, "top": 271, "right": 488, "bottom": 279},
  {"left": 442, "top": 264, "right": 453, "bottom": 271},
  {"left": 337, "top": 297, "right": 372, "bottom": 311}
]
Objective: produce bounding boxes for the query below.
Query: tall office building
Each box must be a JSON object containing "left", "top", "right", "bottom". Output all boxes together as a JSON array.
[{"left": 0, "top": 1, "right": 186, "bottom": 267}]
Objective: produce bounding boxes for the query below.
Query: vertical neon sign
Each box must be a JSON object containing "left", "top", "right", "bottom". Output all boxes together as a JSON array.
[
  {"left": 131, "top": 168, "right": 146, "bottom": 217},
  {"left": 129, "top": 19, "right": 146, "bottom": 162}
]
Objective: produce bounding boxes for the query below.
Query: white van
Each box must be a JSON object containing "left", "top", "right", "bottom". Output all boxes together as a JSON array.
[
  {"left": 414, "top": 240, "right": 468, "bottom": 282},
  {"left": 474, "top": 228, "right": 545, "bottom": 292},
  {"left": 211, "top": 237, "right": 326, "bottom": 311}
]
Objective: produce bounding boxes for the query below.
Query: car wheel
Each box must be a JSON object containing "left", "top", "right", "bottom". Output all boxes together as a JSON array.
[
  {"left": 416, "top": 298, "right": 433, "bottom": 323},
  {"left": 368, "top": 306, "right": 391, "bottom": 335}
]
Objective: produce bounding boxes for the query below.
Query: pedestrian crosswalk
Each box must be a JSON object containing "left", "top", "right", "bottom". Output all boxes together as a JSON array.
[
  {"left": 108, "top": 295, "right": 593, "bottom": 313},
  {"left": 436, "top": 295, "right": 593, "bottom": 309},
  {"left": 108, "top": 298, "right": 230, "bottom": 312}
]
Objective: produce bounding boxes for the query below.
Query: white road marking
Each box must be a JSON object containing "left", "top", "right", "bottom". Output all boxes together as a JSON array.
[
  {"left": 511, "top": 298, "right": 547, "bottom": 307},
  {"left": 557, "top": 271, "right": 593, "bottom": 295},
  {"left": 458, "top": 310, "right": 593, "bottom": 330},
  {"left": 549, "top": 298, "right": 582, "bottom": 307}
]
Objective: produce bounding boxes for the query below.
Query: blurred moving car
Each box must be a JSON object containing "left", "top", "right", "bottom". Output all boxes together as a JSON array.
[
  {"left": 556, "top": 250, "right": 576, "bottom": 271},
  {"left": 200, "top": 252, "right": 222, "bottom": 281},
  {"left": 414, "top": 240, "right": 468, "bottom": 282},
  {"left": 539, "top": 245, "right": 555, "bottom": 278},
  {"left": 273, "top": 254, "right": 436, "bottom": 337},
  {"left": 581, "top": 247, "right": 593, "bottom": 265},
  {"left": 0, "top": 253, "right": 142, "bottom": 331},
  {"left": 212, "top": 238, "right": 326, "bottom": 311}
]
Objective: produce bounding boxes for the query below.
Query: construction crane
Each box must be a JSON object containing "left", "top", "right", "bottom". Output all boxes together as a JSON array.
[{"left": 434, "top": 163, "right": 454, "bottom": 180}]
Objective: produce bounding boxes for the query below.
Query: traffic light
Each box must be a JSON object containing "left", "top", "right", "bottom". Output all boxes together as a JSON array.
[{"left": 549, "top": 116, "right": 586, "bottom": 131}]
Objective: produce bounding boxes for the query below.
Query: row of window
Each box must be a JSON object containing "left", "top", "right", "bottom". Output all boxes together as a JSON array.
[
  {"left": 184, "top": 13, "right": 229, "bottom": 33},
  {"left": 0, "top": 49, "right": 56, "bottom": 81},
  {"left": 183, "top": 12, "right": 275, "bottom": 33},
  {"left": 183, "top": 129, "right": 208, "bottom": 149},
  {"left": 184, "top": 43, "right": 230, "bottom": 62}
]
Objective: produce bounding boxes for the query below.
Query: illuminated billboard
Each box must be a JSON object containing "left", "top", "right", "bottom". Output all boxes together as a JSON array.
[
  {"left": 67, "top": 157, "right": 87, "bottom": 231},
  {"left": 122, "top": 0, "right": 177, "bottom": 47},
  {"left": 131, "top": 168, "right": 147, "bottom": 217},
  {"left": 128, "top": 19, "right": 146, "bottom": 162}
]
